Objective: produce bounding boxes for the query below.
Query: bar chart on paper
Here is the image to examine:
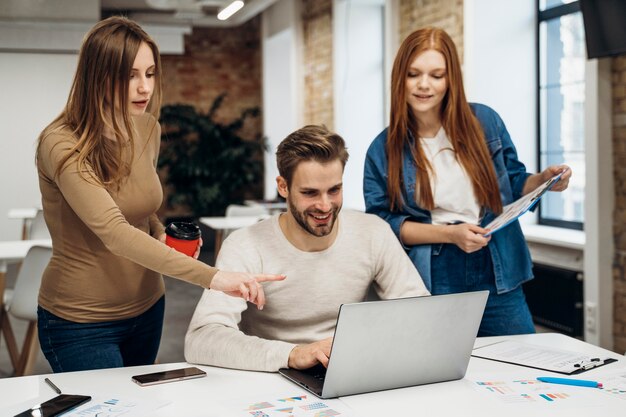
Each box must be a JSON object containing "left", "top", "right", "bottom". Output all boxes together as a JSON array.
[
  {"left": 598, "top": 368, "right": 626, "bottom": 400},
  {"left": 227, "top": 392, "right": 353, "bottom": 417},
  {"left": 471, "top": 374, "right": 607, "bottom": 410}
]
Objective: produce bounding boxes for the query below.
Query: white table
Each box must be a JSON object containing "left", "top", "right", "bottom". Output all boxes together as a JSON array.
[
  {"left": 1, "top": 333, "right": 624, "bottom": 416},
  {"left": 244, "top": 200, "right": 287, "bottom": 214},
  {"left": 199, "top": 216, "right": 266, "bottom": 259}
]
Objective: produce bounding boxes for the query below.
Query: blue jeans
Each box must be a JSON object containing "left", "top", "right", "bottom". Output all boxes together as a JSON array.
[
  {"left": 431, "top": 244, "right": 535, "bottom": 337},
  {"left": 38, "top": 296, "right": 165, "bottom": 373}
]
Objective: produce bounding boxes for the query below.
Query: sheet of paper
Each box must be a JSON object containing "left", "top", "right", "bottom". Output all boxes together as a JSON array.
[
  {"left": 470, "top": 372, "right": 609, "bottom": 411},
  {"left": 223, "top": 391, "right": 354, "bottom": 417},
  {"left": 597, "top": 367, "right": 626, "bottom": 400},
  {"left": 484, "top": 171, "right": 564, "bottom": 236},
  {"left": 471, "top": 340, "right": 608, "bottom": 374},
  {"left": 61, "top": 394, "right": 170, "bottom": 417}
]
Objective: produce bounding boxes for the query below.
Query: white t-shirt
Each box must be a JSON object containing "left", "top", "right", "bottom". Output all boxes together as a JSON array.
[
  {"left": 184, "top": 210, "right": 429, "bottom": 372},
  {"left": 420, "top": 127, "right": 481, "bottom": 225}
]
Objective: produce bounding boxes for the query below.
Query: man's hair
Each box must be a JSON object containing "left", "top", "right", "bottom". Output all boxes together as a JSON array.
[{"left": 276, "top": 125, "right": 349, "bottom": 186}]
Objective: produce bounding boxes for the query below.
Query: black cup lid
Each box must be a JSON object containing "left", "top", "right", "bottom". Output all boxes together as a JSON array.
[{"left": 165, "top": 222, "right": 201, "bottom": 240}]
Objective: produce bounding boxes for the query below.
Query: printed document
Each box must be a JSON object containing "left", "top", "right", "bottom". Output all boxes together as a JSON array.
[
  {"left": 484, "top": 171, "right": 565, "bottom": 236},
  {"left": 471, "top": 340, "right": 616, "bottom": 375}
]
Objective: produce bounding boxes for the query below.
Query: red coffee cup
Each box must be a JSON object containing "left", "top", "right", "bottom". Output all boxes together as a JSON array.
[{"left": 165, "top": 222, "right": 201, "bottom": 257}]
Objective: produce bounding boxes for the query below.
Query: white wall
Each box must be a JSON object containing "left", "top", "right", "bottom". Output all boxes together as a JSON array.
[
  {"left": 333, "top": 0, "right": 385, "bottom": 211},
  {"left": 464, "top": 0, "right": 537, "bottom": 175},
  {"left": 0, "top": 16, "right": 188, "bottom": 240},
  {"left": 583, "top": 58, "right": 613, "bottom": 348},
  {"left": 0, "top": 53, "right": 78, "bottom": 240},
  {"left": 261, "top": 0, "right": 303, "bottom": 199}
]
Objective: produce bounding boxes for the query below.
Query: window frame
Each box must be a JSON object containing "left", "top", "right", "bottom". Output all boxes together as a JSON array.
[{"left": 536, "top": 0, "right": 584, "bottom": 230}]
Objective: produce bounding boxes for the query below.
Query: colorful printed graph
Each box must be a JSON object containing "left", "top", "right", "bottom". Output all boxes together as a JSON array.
[
  {"left": 277, "top": 396, "right": 307, "bottom": 402},
  {"left": 539, "top": 392, "right": 570, "bottom": 402},
  {"left": 249, "top": 411, "right": 270, "bottom": 417},
  {"left": 275, "top": 407, "right": 294, "bottom": 413},
  {"left": 313, "top": 410, "right": 340, "bottom": 417},
  {"left": 247, "top": 402, "right": 274, "bottom": 410},
  {"left": 299, "top": 402, "right": 328, "bottom": 410},
  {"left": 476, "top": 381, "right": 507, "bottom": 386},
  {"left": 602, "top": 387, "right": 626, "bottom": 395},
  {"left": 483, "top": 385, "right": 515, "bottom": 394},
  {"left": 513, "top": 380, "right": 543, "bottom": 385}
]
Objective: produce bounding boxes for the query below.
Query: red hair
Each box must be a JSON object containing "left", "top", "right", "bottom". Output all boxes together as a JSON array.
[{"left": 387, "top": 27, "right": 502, "bottom": 214}]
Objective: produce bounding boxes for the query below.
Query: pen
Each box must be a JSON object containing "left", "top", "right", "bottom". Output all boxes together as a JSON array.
[
  {"left": 45, "top": 377, "right": 62, "bottom": 394},
  {"left": 537, "top": 376, "right": 603, "bottom": 388}
]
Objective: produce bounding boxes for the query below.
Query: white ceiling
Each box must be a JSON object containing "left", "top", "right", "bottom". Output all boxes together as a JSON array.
[{"left": 101, "top": 0, "right": 278, "bottom": 27}]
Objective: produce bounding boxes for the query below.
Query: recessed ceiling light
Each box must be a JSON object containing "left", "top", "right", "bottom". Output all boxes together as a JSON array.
[{"left": 217, "top": 0, "right": 244, "bottom": 21}]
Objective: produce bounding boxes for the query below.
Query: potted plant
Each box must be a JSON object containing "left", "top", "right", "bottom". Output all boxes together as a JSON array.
[{"left": 158, "top": 94, "right": 266, "bottom": 219}]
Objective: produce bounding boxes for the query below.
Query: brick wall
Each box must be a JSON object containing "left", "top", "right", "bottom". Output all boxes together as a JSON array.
[
  {"left": 399, "top": 0, "right": 464, "bottom": 60},
  {"left": 158, "top": 17, "right": 263, "bottom": 217},
  {"left": 613, "top": 55, "right": 626, "bottom": 353},
  {"left": 301, "top": 0, "right": 334, "bottom": 129},
  {"left": 160, "top": 16, "right": 262, "bottom": 140}
]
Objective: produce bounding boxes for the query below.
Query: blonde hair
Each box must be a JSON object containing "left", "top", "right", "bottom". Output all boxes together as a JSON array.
[{"left": 37, "top": 16, "right": 163, "bottom": 187}]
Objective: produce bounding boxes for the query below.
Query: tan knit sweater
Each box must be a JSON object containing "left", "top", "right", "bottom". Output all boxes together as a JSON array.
[{"left": 37, "top": 114, "right": 217, "bottom": 322}]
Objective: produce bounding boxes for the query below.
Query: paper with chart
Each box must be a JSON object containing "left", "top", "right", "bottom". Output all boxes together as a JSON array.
[
  {"left": 484, "top": 171, "right": 565, "bottom": 236},
  {"left": 227, "top": 392, "right": 354, "bottom": 417},
  {"left": 60, "top": 395, "right": 169, "bottom": 416},
  {"left": 471, "top": 340, "right": 616, "bottom": 374},
  {"left": 597, "top": 368, "right": 626, "bottom": 400},
  {"left": 470, "top": 373, "right": 608, "bottom": 410}
]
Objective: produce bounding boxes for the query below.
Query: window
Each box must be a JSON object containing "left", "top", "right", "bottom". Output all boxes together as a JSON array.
[{"left": 537, "top": 0, "right": 585, "bottom": 229}]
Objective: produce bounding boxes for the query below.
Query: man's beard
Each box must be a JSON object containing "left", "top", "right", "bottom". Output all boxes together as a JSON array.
[{"left": 288, "top": 197, "right": 341, "bottom": 237}]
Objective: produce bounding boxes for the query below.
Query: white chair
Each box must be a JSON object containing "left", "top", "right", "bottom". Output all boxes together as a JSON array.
[
  {"left": 0, "top": 245, "right": 52, "bottom": 376},
  {"left": 224, "top": 204, "right": 269, "bottom": 239}
]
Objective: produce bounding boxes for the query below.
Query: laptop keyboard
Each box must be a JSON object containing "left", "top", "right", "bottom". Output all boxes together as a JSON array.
[{"left": 303, "top": 364, "right": 327, "bottom": 381}]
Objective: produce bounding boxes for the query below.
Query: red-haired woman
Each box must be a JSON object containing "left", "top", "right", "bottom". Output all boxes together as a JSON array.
[{"left": 364, "top": 27, "right": 571, "bottom": 336}]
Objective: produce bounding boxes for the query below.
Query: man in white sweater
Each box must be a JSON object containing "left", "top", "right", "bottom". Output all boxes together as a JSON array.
[{"left": 184, "top": 125, "right": 429, "bottom": 372}]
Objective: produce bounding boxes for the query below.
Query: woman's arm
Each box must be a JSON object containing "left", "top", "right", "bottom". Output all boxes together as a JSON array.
[
  {"left": 363, "top": 138, "right": 412, "bottom": 239},
  {"left": 38, "top": 132, "right": 283, "bottom": 308},
  {"left": 364, "top": 134, "right": 490, "bottom": 254},
  {"left": 522, "top": 165, "right": 571, "bottom": 196},
  {"left": 400, "top": 221, "right": 490, "bottom": 253}
]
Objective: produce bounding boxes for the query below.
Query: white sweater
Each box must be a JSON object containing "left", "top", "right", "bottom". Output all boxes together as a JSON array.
[{"left": 184, "top": 210, "right": 429, "bottom": 372}]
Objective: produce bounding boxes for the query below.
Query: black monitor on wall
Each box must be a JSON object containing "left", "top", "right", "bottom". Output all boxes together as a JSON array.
[{"left": 580, "top": 0, "right": 626, "bottom": 59}]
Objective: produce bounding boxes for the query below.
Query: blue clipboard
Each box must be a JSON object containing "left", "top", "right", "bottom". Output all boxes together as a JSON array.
[{"left": 484, "top": 171, "right": 566, "bottom": 237}]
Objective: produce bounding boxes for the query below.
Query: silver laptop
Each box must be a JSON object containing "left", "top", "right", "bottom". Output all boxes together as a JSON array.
[{"left": 279, "top": 290, "right": 488, "bottom": 398}]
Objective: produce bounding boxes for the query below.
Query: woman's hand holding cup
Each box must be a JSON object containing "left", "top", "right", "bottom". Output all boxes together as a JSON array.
[
  {"left": 210, "top": 270, "right": 286, "bottom": 310},
  {"left": 164, "top": 222, "right": 202, "bottom": 257}
]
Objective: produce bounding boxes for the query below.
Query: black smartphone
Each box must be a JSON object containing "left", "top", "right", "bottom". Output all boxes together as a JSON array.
[
  {"left": 14, "top": 394, "right": 92, "bottom": 417},
  {"left": 131, "top": 366, "right": 207, "bottom": 386}
]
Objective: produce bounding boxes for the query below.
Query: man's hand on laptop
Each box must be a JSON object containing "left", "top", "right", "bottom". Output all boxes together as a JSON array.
[{"left": 288, "top": 337, "right": 333, "bottom": 369}]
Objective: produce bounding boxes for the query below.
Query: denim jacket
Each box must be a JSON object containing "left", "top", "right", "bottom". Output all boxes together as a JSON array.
[{"left": 363, "top": 103, "right": 534, "bottom": 294}]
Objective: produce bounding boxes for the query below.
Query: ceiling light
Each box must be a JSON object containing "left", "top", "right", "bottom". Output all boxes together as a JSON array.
[{"left": 217, "top": 0, "right": 244, "bottom": 21}]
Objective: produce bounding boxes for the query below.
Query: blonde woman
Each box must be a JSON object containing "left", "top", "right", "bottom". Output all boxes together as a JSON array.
[{"left": 36, "top": 16, "right": 284, "bottom": 372}]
